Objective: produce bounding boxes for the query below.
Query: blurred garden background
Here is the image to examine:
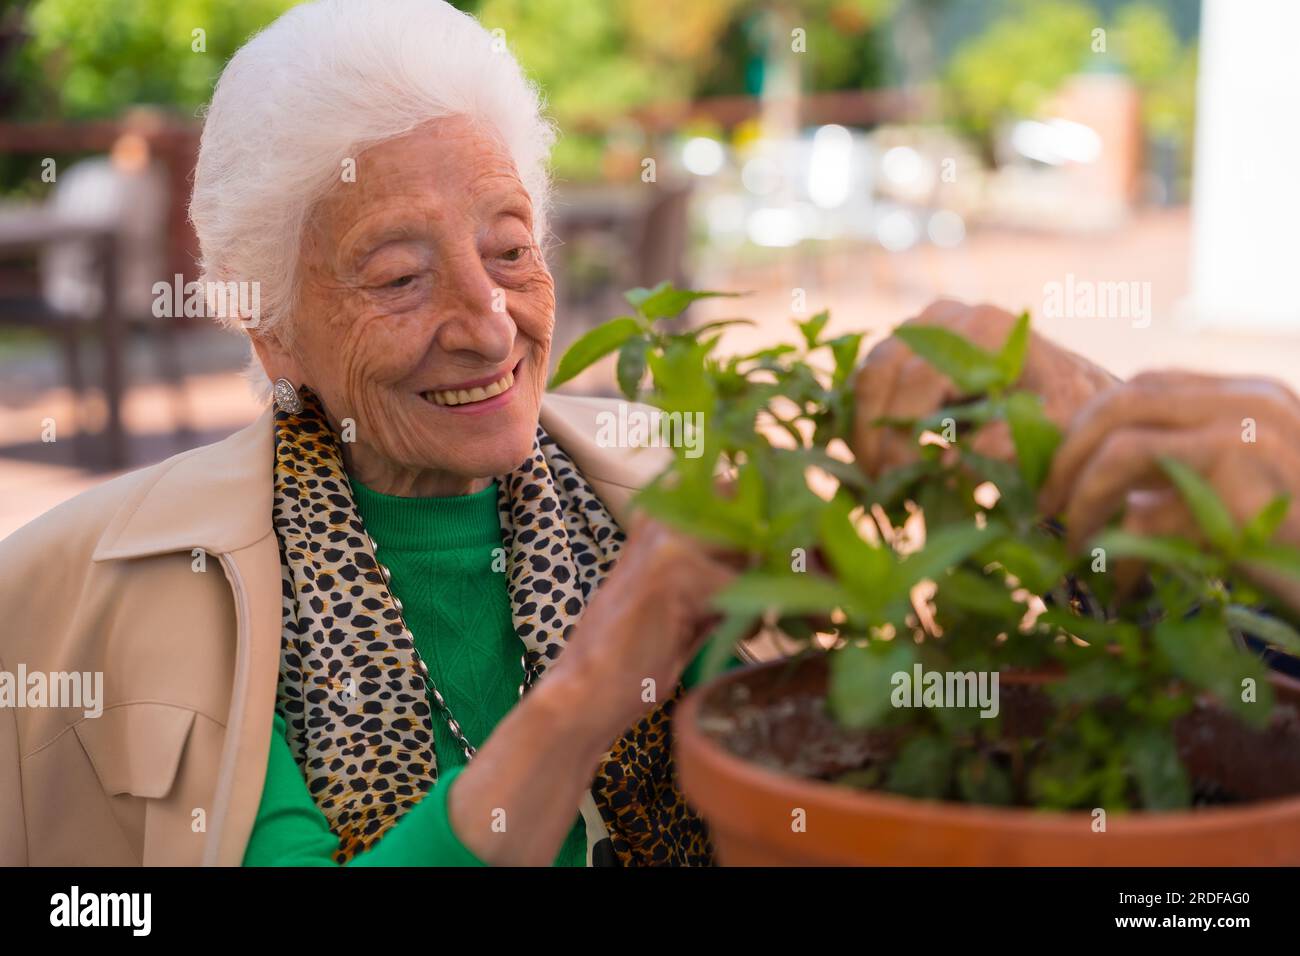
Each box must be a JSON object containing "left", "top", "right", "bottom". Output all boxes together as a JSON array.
[{"left": 0, "top": 0, "right": 1296, "bottom": 538}]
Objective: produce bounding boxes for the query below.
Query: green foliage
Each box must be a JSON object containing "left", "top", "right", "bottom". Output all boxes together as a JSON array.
[
  {"left": 944, "top": 0, "right": 1197, "bottom": 160},
  {"left": 944, "top": 0, "right": 1100, "bottom": 150},
  {"left": 554, "top": 281, "right": 1300, "bottom": 815},
  {"left": 829, "top": 641, "right": 915, "bottom": 729},
  {"left": 475, "top": 0, "right": 752, "bottom": 177},
  {"left": 15, "top": 0, "right": 300, "bottom": 118},
  {"left": 1111, "top": 1, "right": 1199, "bottom": 146}
]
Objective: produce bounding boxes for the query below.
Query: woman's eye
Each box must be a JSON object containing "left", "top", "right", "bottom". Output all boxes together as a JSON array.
[
  {"left": 499, "top": 246, "right": 529, "bottom": 263},
  {"left": 386, "top": 274, "right": 416, "bottom": 289}
]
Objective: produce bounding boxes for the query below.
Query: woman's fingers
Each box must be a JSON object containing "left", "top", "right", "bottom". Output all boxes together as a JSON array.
[
  {"left": 854, "top": 354, "right": 958, "bottom": 477},
  {"left": 1054, "top": 423, "right": 1229, "bottom": 551},
  {"left": 1128, "top": 369, "right": 1300, "bottom": 411},
  {"left": 852, "top": 302, "right": 988, "bottom": 477},
  {"left": 664, "top": 548, "right": 743, "bottom": 652},
  {"left": 853, "top": 342, "right": 908, "bottom": 476},
  {"left": 854, "top": 300, "right": 1119, "bottom": 481},
  {"left": 1041, "top": 384, "right": 1300, "bottom": 517},
  {"left": 1046, "top": 418, "right": 1300, "bottom": 552},
  {"left": 966, "top": 419, "right": 1016, "bottom": 463}
]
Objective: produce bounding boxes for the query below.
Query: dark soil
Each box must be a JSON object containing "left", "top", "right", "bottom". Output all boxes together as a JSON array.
[{"left": 698, "top": 656, "right": 1300, "bottom": 808}]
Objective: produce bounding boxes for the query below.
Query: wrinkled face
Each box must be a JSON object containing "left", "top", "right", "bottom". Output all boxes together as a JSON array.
[{"left": 256, "top": 115, "right": 554, "bottom": 496}]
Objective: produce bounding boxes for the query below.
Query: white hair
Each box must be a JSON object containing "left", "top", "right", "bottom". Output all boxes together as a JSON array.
[{"left": 189, "top": 0, "right": 556, "bottom": 340}]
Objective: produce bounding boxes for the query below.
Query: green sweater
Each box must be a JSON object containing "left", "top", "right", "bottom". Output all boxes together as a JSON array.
[{"left": 243, "top": 476, "right": 731, "bottom": 867}]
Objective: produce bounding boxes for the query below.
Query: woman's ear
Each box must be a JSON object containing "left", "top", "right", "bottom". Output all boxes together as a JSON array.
[{"left": 249, "top": 327, "right": 307, "bottom": 388}]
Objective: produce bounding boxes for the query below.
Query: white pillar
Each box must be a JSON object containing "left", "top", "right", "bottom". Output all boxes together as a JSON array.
[{"left": 1188, "top": 0, "right": 1300, "bottom": 331}]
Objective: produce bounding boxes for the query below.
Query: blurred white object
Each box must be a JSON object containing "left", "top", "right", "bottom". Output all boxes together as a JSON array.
[
  {"left": 1188, "top": 0, "right": 1300, "bottom": 331},
  {"left": 876, "top": 207, "right": 920, "bottom": 252},
  {"left": 41, "top": 143, "right": 169, "bottom": 321},
  {"left": 1009, "top": 119, "right": 1102, "bottom": 166},
  {"left": 747, "top": 206, "right": 803, "bottom": 247},
  {"left": 807, "top": 124, "right": 854, "bottom": 209},
  {"left": 880, "top": 145, "right": 930, "bottom": 193},
  {"left": 741, "top": 155, "right": 782, "bottom": 196},
  {"left": 927, "top": 209, "right": 966, "bottom": 248},
  {"left": 682, "top": 136, "right": 725, "bottom": 177}
]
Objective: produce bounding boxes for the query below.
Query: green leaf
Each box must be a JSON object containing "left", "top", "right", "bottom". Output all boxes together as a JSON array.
[
  {"left": 625, "top": 280, "right": 742, "bottom": 321},
  {"left": 978, "top": 536, "right": 1069, "bottom": 595},
  {"left": 696, "top": 611, "right": 757, "bottom": 683},
  {"left": 828, "top": 641, "right": 916, "bottom": 728},
  {"left": 1159, "top": 457, "right": 1239, "bottom": 554},
  {"left": 633, "top": 477, "right": 753, "bottom": 551},
  {"left": 1153, "top": 614, "right": 1273, "bottom": 727},
  {"left": 827, "top": 333, "right": 865, "bottom": 388},
  {"left": 886, "top": 734, "right": 954, "bottom": 799},
  {"left": 1005, "top": 391, "right": 1062, "bottom": 490},
  {"left": 936, "top": 567, "right": 1023, "bottom": 620},
  {"left": 691, "top": 318, "right": 757, "bottom": 336},
  {"left": 549, "top": 317, "right": 642, "bottom": 389},
  {"left": 1224, "top": 604, "right": 1300, "bottom": 656},
  {"left": 615, "top": 337, "right": 648, "bottom": 400},
  {"left": 645, "top": 336, "right": 716, "bottom": 416},
  {"left": 892, "top": 324, "right": 1006, "bottom": 395},
  {"left": 792, "top": 446, "right": 872, "bottom": 492},
  {"left": 712, "top": 572, "right": 854, "bottom": 618},
  {"left": 740, "top": 344, "right": 798, "bottom": 364},
  {"left": 866, "top": 459, "right": 935, "bottom": 510},
  {"left": 1244, "top": 495, "right": 1293, "bottom": 548},
  {"left": 1036, "top": 607, "right": 1142, "bottom": 657},
  {"left": 996, "top": 311, "right": 1032, "bottom": 384},
  {"left": 1125, "top": 727, "right": 1191, "bottom": 810},
  {"left": 818, "top": 493, "right": 895, "bottom": 604},
  {"left": 894, "top": 521, "right": 999, "bottom": 592},
  {"left": 958, "top": 450, "right": 1035, "bottom": 516},
  {"left": 1239, "top": 542, "right": 1300, "bottom": 582},
  {"left": 1089, "top": 529, "right": 1221, "bottom": 576},
  {"left": 1050, "top": 656, "right": 1139, "bottom": 705},
  {"left": 796, "top": 310, "right": 830, "bottom": 349},
  {"left": 1028, "top": 745, "right": 1104, "bottom": 810},
  {"left": 917, "top": 397, "right": 1002, "bottom": 434}
]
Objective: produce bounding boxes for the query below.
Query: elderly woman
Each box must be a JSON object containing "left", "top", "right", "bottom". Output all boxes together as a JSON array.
[{"left": 3, "top": 0, "right": 1299, "bottom": 868}]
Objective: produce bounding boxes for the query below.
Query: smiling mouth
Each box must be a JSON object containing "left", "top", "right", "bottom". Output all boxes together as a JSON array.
[{"left": 422, "top": 360, "right": 520, "bottom": 407}]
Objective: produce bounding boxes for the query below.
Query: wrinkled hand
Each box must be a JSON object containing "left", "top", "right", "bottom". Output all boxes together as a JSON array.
[
  {"left": 851, "top": 299, "right": 1117, "bottom": 478},
  {"left": 555, "top": 514, "right": 743, "bottom": 734},
  {"left": 1040, "top": 370, "right": 1300, "bottom": 614}
]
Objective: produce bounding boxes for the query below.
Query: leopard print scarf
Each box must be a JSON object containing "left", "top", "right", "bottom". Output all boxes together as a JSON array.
[{"left": 271, "top": 388, "right": 712, "bottom": 865}]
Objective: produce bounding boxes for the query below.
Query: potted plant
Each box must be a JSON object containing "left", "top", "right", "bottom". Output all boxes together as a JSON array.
[{"left": 551, "top": 284, "right": 1300, "bottom": 865}]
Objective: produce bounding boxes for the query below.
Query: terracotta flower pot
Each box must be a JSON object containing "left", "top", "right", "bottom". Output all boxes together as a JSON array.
[{"left": 675, "top": 655, "right": 1300, "bottom": 865}]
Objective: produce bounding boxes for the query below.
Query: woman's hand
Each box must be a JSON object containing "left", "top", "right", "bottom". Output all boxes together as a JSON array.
[
  {"left": 851, "top": 299, "right": 1117, "bottom": 478},
  {"left": 448, "top": 515, "right": 741, "bottom": 865},
  {"left": 554, "top": 513, "right": 743, "bottom": 733},
  {"left": 1039, "top": 370, "right": 1300, "bottom": 614}
]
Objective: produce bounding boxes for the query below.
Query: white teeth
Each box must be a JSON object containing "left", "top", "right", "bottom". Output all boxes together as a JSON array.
[{"left": 425, "top": 369, "right": 514, "bottom": 407}]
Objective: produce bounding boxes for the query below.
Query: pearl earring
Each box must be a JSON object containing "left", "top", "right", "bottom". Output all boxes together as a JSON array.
[{"left": 273, "top": 377, "right": 304, "bottom": 414}]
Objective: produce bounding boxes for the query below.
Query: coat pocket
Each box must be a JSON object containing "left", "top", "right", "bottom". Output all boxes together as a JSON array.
[{"left": 74, "top": 702, "right": 197, "bottom": 799}]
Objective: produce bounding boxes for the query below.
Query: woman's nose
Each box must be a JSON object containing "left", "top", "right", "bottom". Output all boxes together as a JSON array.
[{"left": 433, "top": 255, "right": 516, "bottom": 360}]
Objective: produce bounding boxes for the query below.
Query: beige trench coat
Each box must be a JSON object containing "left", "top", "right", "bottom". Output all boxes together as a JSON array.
[{"left": 0, "top": 394, "right": 675, "bottom": 865}]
